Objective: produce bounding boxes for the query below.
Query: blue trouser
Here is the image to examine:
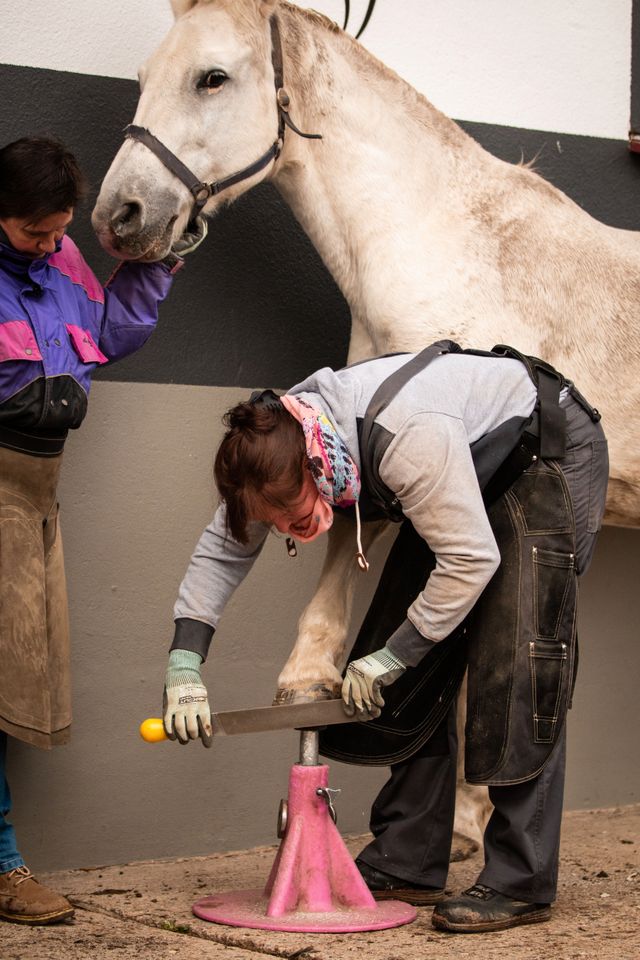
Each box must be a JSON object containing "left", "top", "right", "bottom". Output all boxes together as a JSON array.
[{"left": 0, "top": 731, "right": 24, "bottom": 872}]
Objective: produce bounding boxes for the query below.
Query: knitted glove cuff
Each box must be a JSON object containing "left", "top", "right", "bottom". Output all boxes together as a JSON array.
[
  {"left": 166, "top": 648, "right": 203, "bottom": 688},
  {"left": 374, "top": 644, "right": 407, "bottom": 671}
]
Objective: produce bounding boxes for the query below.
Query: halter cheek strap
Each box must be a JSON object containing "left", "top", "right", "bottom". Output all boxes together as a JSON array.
[
  {"left": 123, "top": 124, "right": 281, "bottom": 214},
  {"left": 123, "top": 16, "right": 322, "bottom": 220}
]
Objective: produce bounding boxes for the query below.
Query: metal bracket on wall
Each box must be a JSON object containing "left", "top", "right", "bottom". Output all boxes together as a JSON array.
[{"left": 629, "top": 0, "right": 640, "bottom": 151}]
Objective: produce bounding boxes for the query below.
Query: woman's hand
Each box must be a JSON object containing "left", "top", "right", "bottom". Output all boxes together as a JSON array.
[
  {"left": 341, "top": 645, "right": 406, "bottom": 718},
  {"left": 163, "top": 649, "right": 213, "bottom": 747}
]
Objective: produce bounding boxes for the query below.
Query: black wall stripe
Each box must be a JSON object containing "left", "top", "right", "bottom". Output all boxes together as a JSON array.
[{"left": 2, "top": 63, "right": 639, "bottom": 389}]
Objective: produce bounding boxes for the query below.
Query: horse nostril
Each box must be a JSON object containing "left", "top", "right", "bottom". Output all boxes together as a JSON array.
[{"left": 111, "top": 202, "right": 144, "bottom": 238}]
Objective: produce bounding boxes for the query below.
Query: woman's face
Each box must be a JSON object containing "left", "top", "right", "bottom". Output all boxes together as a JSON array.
[
  {"left": 0, "top": 209, "right": 73, "bottom": 257},
  {"left": 258, "top": 471, "right": 320, "bottom": 537}
]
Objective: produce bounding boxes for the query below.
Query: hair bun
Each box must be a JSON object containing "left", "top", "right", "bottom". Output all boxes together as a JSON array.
[{"left": 226, "top": 402, "right": 256, "bottom": 430}]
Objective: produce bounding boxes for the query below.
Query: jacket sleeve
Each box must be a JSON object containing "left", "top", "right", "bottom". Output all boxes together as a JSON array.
[
  {"left": 378, "top": 411, "right": 501, "bottom": 648},
  {"left": 97, "top": 260, "right": 177, "bottom": 363},
  {"left": 171, "top": 504, "right": 270, "bottom": 660}
]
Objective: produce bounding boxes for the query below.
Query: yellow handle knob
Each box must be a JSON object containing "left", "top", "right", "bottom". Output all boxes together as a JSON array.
[{"left": 139, "top": 717, "right": 168, "bottom": 742}]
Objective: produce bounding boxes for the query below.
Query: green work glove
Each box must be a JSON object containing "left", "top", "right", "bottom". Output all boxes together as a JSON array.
[
  {"left": 342, "top": 645, "right": 407, "bottom": 719},
  {"left": 163, "top": 648, "right": 213, "bottom": 747}
]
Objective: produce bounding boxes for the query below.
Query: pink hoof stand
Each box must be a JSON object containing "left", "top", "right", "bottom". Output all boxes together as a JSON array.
[{"left": 193, "top": 762, "right": 417, "bottom": 933}]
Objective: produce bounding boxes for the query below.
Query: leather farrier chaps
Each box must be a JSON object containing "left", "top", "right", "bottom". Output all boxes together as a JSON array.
[
  {"left": 0, "top": 446, "right": 71, "bottom": 749},
  {"left": 320, "top": 341, "right": 585, "bottom": 785}
]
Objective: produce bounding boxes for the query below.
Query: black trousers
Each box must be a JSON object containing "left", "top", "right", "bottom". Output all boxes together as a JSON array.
[{"left": 358, "top": 701, "right": 566, "bottom": 902}]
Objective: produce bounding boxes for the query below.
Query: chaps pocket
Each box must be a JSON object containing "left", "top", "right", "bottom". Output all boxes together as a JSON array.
[
  {"left": 533, "top": 546, "right": 574, "bottom": 639},
  {"left": 529, "top": 639, "right": 567, "bottom": 742},
  {"left": 530, "top": 546, "right": 576, "bottom": 744}
]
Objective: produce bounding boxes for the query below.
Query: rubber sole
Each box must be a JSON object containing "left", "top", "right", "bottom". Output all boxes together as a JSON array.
[
  {"left": 0, "top": 905, "right": 75, "bottom": 925},
  {"left": 432, "top": 905, "right": 551, "bottom": 933}
]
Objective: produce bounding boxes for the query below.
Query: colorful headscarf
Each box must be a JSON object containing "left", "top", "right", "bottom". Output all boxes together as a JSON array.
[{"left": 280, "top": 394, "right": 361, "bottom": 543}]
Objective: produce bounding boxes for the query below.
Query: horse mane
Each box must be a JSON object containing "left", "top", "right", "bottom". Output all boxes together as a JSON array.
[{"left": 282, "top": 3, "right": 472, "bottom": 149}]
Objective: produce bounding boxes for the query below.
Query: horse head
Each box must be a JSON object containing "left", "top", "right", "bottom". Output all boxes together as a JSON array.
[{"left": 92, "top": 0, "right": 281, "bottom": 260}]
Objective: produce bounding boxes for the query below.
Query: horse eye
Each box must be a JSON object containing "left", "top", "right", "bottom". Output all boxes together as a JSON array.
[{"left": 199, "top": 70, "right": 228, "bottom": 91}]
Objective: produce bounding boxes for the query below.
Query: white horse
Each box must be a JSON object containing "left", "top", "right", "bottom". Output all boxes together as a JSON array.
[{"left": 92, "top": 0, "right": 640, "bottom": 853}]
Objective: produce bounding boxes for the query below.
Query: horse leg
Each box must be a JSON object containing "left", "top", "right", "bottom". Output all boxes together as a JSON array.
[
  {"left": 274, "top": 513, "right": 387, "bottom": 703},
  {"left": 450, "top": 674, "right": 493, "bottom": 861}
]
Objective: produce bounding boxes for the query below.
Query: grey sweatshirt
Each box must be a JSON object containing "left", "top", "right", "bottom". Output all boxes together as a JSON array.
[{"left": 173, "top": 352, "right": 538, "bottom": 662}]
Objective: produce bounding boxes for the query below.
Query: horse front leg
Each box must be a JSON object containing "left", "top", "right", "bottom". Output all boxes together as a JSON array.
[
  {"left": 451, "top": 674, "right": 494, "bottom": 861},
  {"left": 274, "top": 513, "right": 386, "bottom": 703}
]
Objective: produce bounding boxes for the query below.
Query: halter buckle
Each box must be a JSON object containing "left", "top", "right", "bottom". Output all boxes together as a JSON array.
[
  {"left": 276, "top": 87, "right": 291, "bottom": 110},
  {"left": 192, "top": 183, "right": 213, "bottom": 204}
]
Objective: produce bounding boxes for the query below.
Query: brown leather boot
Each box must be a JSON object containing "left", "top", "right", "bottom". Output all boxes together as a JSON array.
[{"left": 0, "top": 866, "right": 74, "bottom": 924}]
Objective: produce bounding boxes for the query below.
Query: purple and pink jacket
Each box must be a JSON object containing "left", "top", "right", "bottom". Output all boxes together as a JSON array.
[{"left": 0, "top": 231, "right": 176, "bottom": 455}]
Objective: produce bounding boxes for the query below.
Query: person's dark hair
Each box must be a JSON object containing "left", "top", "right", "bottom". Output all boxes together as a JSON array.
[
  {"left": 0, "top": 136, "right": 87, "bottom": 222},
  {"left": 214, "top": 400, "right": 307, "bottom": 543}
]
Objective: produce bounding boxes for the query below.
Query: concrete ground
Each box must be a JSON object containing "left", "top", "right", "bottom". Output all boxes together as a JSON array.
[{"left": 1, "top": 804, "right": 638, "bottom": 960}]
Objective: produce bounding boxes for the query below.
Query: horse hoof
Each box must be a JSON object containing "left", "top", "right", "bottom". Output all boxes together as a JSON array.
[
  {"left": 273, "top": 682, "right": 340, "bottom": 705},
  {"left": 449, "top": 831, "right": 480, "bottom": 862}
]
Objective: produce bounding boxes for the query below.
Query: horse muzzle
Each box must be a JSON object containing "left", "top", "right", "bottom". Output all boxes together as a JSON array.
[{"left": 91, "top": 188, "right": 181, "bottom": 262}]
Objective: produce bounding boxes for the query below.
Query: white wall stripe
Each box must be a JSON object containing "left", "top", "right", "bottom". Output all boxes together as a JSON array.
[{"left": 0, "top": 1, "right": 632, "bottom": 138}]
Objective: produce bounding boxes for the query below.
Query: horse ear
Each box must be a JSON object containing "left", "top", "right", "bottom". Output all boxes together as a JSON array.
[{"left": 170, "top": 0, "right": 198, "bottom": 19}]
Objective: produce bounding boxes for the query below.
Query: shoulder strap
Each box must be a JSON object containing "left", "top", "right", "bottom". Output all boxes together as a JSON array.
[
  {"left": 360, "top": 339, "right": 461, "bottom": 517},
  {"left": 491, "top": 344, "right": 566, "bottom": 458}
]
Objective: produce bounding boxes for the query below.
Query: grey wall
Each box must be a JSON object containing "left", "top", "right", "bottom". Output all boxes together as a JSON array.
[
  {"left": 6, "top": 385, "right": 640, "bottom": 872},
  {"left": 1, "top": 30, "right": 640, "bottom": 871}
]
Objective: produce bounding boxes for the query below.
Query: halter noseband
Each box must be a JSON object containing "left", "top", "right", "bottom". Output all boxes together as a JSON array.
[{"left": 123, "top": 16, "right": 321, "bottom": 221}]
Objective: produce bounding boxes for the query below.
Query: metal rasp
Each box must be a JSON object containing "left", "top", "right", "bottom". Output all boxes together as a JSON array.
[{"left": 140, "top": 699, "right": 368, "bottom": 741}]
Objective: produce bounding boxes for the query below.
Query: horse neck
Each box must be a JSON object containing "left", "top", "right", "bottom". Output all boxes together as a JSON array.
[{"left": 271, "top": 6, "right": 484, "bottom": 310}]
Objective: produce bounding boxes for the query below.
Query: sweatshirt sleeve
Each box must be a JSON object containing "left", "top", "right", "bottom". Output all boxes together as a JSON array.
[
  {"left": 172, "top": 504, "right": 270, "bottom": 659},
  {"left": 378, "top": 411, "right": 500, "bottom": 644},
  {"left": 97, "top": 259, "right": 178, "bottom": 362}
]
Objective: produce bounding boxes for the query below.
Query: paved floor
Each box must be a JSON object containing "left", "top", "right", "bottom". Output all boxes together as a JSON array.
[{"left": 1, "top": 804, "right": 638, "bottom": 960}]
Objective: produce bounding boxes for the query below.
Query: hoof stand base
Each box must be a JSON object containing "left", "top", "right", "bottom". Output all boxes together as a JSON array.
[
  {"left": 193, "top": 888, "right": 417, "bottom": 933},
  {"left": 193, "top": 760, "right": 417, "bottom": 933}
]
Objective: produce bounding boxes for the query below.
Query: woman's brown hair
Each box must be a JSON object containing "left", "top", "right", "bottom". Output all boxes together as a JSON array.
[
  {"left": 214, "top": 397, "right": 307, "bottom": 543},
  {"left": 0, "top": 137, "right": 87, "bottom": 221}
]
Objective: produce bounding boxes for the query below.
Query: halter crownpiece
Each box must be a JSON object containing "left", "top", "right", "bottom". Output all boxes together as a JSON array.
[{"left": 123, "top": 16, "right": 322, "bottom": 222}]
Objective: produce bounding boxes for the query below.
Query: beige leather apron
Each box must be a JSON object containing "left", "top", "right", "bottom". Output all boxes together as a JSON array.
[{"left": 0, "top": 446, "right": 71, "bottom": 749}]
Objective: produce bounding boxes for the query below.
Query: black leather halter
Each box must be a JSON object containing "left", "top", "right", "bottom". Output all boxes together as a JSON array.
[{"left": 123, "top": 16, "right": 321, "bottom": 220}]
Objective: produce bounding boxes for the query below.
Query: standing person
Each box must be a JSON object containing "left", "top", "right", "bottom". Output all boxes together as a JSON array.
[
  {"left": 0, "top": 136, "right": 205, "bottom": 925},
  {"left": 161, "top": 341, "right": 608, "bottom": 933}
]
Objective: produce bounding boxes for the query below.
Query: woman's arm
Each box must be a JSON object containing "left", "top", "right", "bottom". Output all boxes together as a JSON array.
[
  {"left": 170, "top": 505, "right": 270, "bottom": 660},
  {"left": 378, "top": 411, "right": 500, "bottom": 662}
]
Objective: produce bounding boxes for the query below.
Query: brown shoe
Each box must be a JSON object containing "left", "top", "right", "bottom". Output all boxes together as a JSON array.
[{"left": 0, "top": 865, "right": 74, "bottom": 925}]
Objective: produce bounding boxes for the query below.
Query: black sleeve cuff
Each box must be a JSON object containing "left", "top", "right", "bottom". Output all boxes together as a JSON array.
[
  {"left": 386, "top": 618, "right": 437, "bottom": 667},
  {"left": 170, "top": 618, "right": 215, "bottom": 661}
]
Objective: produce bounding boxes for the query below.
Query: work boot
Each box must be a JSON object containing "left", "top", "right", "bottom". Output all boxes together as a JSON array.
[
  {"left": 0, "top": 865, "right": 74, "bottom": 925},
  {"left": 432, "top": 883, "right": 551, "bottom": 933},
  {"left": 356, "top": 858, "right": 445, "bottom": 905}
]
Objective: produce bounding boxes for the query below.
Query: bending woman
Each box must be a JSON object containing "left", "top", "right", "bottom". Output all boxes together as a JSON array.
[{"left": 162, "top": 342, "right": 608, "bottom": 934}]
